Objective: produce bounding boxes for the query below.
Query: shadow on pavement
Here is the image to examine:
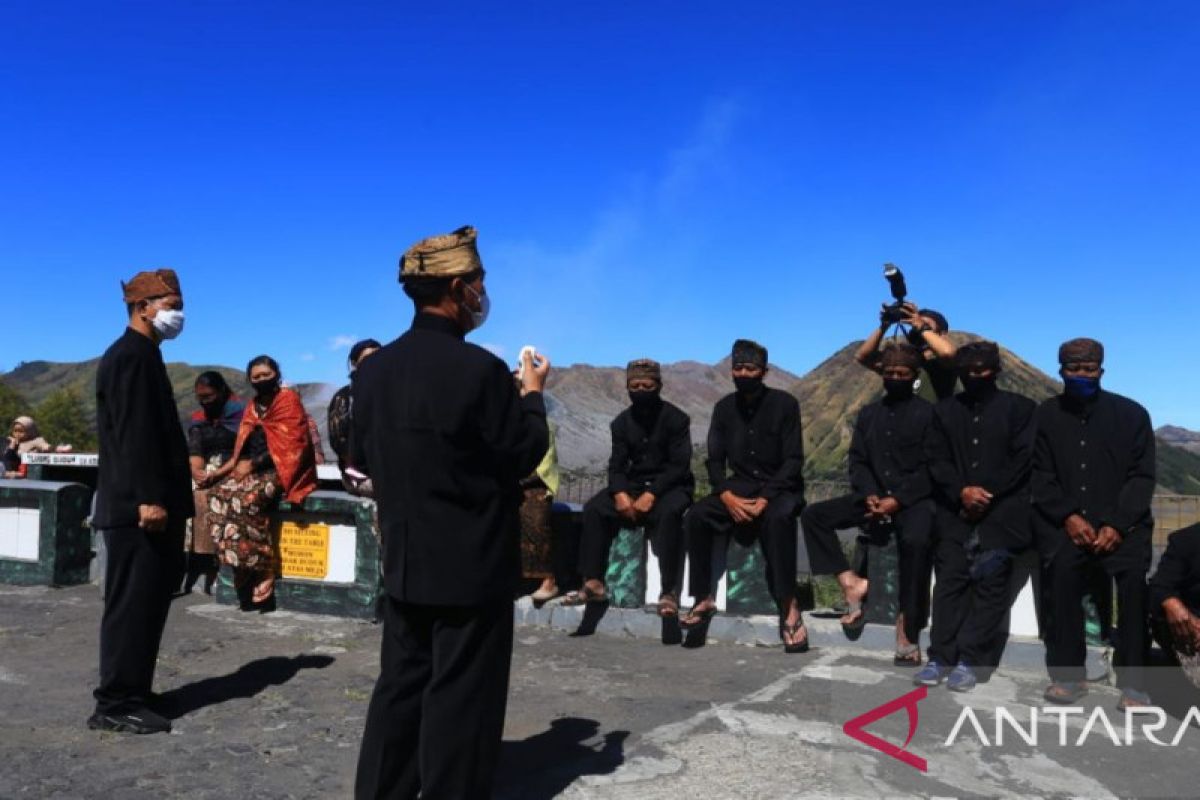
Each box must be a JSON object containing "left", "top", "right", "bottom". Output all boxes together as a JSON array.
[
  {"left": 495, "top": 717, "right": 628, "bottom": 799},
  {"left": 570, "top": 601, "right": 610, "bottom": 637},
  {"left": 157, "top": 654, "right": 336, "bottom": 719}
]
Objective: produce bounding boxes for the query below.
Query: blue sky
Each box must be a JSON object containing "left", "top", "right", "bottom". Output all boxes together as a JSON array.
[{"left": 2, "top": 2, "right": 1198, "bottom": 427}]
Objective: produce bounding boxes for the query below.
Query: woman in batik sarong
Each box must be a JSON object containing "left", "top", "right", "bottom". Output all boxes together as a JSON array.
[{"left": 207, "top": 355, "right": 317, "bottom": 608}]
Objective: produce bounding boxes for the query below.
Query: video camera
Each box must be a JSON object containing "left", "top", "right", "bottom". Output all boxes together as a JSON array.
[{"left": 880, "top": 263, "right": 910, "bottom": 326}]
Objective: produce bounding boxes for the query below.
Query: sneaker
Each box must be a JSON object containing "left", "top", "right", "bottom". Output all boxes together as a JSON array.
[
  {"left": 947, "top": 662, "right": 977, "bottom": 692},
  {"left": 913, "top": 659, "right": 949, "bottom": 686},
  {"left": 87, "top": 708, "right": 172, "bottom": 734}
]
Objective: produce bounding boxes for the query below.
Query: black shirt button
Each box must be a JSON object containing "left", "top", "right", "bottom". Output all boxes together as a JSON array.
[{"left": 1080, "top": 440, "right": 1086, "bottom": 446}]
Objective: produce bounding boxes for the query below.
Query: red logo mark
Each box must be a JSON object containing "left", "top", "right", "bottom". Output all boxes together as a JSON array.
[{"left": 842, "top": 686, "right": 928, "bottom": 772}]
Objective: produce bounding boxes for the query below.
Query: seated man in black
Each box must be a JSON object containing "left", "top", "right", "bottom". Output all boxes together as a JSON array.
[
  {"left": 916, "top": 341, "right": 1036, "bottom": 692},
  {"left": 855, "top": 302, "right": 958, "bottom": 402},
  {"left": 1150, "top": 523, "right": 1200, "bottom": 688},
  {"left": 682, "top": 339, "right": 807, "bottom": 652},
  {"left": 801, "top": 343, "right": 934, "bottom": 665},
  {"left": 572, "top": 359, "right": 694, "bottom": 617},
  {"left": 1034, "top": 337, "right": 1156, "bottom": 709}
]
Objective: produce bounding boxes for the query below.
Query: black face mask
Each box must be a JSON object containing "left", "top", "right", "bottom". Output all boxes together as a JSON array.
[
  {"left": 200, "top": 399, "right": 224, "bottom": 419},
  {"left": 628, "top": 389, "right": 661, "bottom": 410},
  {"left": 883, "top": 378, "right": 915, "bottom": 400},
  {"left": 733, "top": 376, "right": 764, "bottom": 396},
  {"left": 251, "top": 378, "right": 279, "bottom": 397},
  {"left": 960, "top": 374, "right": 997, "bottom": 398}
]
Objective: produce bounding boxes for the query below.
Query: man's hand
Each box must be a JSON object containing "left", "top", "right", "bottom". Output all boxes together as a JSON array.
[
  {"left": 613, "top": 491, "right": 637, "bottom": 523},
  {"left": 744, "top": 497, "right": 768, "bottom": 520},
  {"left": 520, "top": 349, "right": 551, "bottom": 395},
  {"left": 1064, "top": 513, "right": 1097, "bottom": 549},
  {"left": 1163, "top": 598, "right": 1197, "bottom": 653},
  {"left": 871, "top": 496, "right": 901, "bottom": 520},
  {"left": 1092, "top": 525, "right": 1123, "bottom": 555},
  {"left": 137, "top": 504, "right": 168, "bottom": 532},
  {"left": 720, "top": 491, "right": 755, "bottom": 524},
  {"left": 960, "top": 486, "right": 992, "bottom": 514},
  {"left": 632, "top": 492, "right": 656, "bottom": 517}
]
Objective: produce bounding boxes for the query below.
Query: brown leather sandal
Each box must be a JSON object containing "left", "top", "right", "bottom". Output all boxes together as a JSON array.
[{"left": 657, "top": 593, "right": 679, "bottom": 618}]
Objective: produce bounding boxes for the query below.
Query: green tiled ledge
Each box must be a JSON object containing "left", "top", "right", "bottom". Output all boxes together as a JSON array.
[{"left": 0, "top": 479, "right": 93, "bottom": 586}]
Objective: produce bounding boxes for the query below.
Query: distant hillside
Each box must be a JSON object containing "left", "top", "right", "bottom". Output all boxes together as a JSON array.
[{"left": 4, "top": 336, "right": 1200, "bottom": 494}]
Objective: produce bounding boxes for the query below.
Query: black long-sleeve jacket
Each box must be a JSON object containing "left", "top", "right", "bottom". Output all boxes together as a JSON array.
[
  {"left": 93, "top": 328, "right": 193, "bottom": 528},
  {"left": 351, "top": 313, "right": 549, "bottom": 605},
  {"left": 1150, "top": 524, "right": 1200, "bottom": 614},
  {"left": 705, "top": 387, "right": 804, "bottom": 500},
  {"left": 927, "top": 387, "right": 1036, "bottom": 548},
  {"left": 1032, "top": 390, "right": 1156, "bottom": 536},
  {"left": 606, "top": 400, "right": 694, "bottom": 498},
  {"left": 848, "top": 394, "right": 933, "bottom": 508}
]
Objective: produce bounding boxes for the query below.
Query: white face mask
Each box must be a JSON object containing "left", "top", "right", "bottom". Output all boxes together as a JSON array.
[
  {"left": 463, "top": 284, "right": 490, "bottom": 332},
  {"left": 151, "top": 307, "right": 185, "bottom": 340}
]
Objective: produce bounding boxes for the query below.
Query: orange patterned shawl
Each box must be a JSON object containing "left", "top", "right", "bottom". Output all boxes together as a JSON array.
[{"left": 231, "top": 388, "right": 317, "bottom": 504}]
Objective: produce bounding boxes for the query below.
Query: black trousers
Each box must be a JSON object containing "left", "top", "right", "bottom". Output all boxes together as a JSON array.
[
  {"left": 685, "top": 491, "right": 802, "bottom": 608},
  {"left": 579, "top": 487, "right": 691, "bottom": 596},
  {"left": 801, "top": 495, "right": 934, "bottom": 641},
  {"left": 93, "top": 522, "right": 185, "bottom": 714},
  {"left": 355, "top": 596, "right": 514, "bottom": 800},
  {"left": 1042, "top": 531, "right": 1150, "bottom": 691},
  {"left": 927, "top": 513, "right": 1013, "bottom": 669}
]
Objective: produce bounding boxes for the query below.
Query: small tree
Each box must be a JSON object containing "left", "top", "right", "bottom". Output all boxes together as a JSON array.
[
  {"left": 36, "top": 387, "right": 97, "bottom": 451},
  {"left": 0, "top": 379, "right": 31, "bottom": 430}
]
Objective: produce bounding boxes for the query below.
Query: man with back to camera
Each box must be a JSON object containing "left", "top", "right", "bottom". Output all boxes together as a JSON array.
[
  {"left": 915, "top": 341, "right": 1036, "bottom": 692},
  {"left": 89, "top": 268, "right": 193, "bottom": 735},
  {"left": 351, "top": 226, "right": 551, "bottom": 799},
  {"left": 1034, "top": 337, "right": 1155, "bottom": 710},
  {"left": 681, "top": 339, "right": 808, "bottom": 652},
  {"left": 800, "top": 342, "right": 935, "bottom": 665},
  {"left": 569, "top": 358, "right": 694, "bottom": 618}
]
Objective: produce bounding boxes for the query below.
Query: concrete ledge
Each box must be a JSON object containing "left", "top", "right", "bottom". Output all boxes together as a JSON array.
[{"left": 513, "top": 596, "right": 1112, "bottom": 680}]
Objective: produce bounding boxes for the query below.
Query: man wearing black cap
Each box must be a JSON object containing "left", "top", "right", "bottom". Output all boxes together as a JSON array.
[
  {"left": 89, "top": 269, "right": 193, "bottom": 734},
  {"left": 352, "top": 226, "right": 550, "bottom": 799},
  {"left": 915, "top": 341, "right": 1036, "bottom": 692},
  {"left": 572, "top": 358, "right": 694, "bottom": 617},
  {"left": 801, "top": 343, "right": 935, "bottom": 665},
  {"left": 682, "top": 339, "right": 808, "bottom": 652},
  {"left": 1033, "top": 337, "right": 1155, "bottom": 709},
  {"left": 855, "top": 303, "right": 958, "bottom": 401}
]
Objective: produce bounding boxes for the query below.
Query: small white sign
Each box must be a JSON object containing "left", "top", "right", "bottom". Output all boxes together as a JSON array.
[{"left": 21, "top": 453, "right": 99, "bottom": 467}]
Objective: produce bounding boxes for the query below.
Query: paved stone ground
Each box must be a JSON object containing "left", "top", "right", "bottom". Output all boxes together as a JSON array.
[{"left": 3, "top": 584, "right": 1200, "bottom": 799}]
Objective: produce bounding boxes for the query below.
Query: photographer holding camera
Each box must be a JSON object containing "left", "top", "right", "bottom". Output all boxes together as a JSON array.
[{"left": 854, "top": 264, "right": 958, "bottom": 401}]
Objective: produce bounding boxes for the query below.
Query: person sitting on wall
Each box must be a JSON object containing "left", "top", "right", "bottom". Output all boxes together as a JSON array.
[
  {"left": 1149, "top": 522, "right": 1200, "bottom": 689},
  {"left": 327, "top": 338, "right": 382, "bottom": 496},
  {"left": 681, "top": 339, "right": 808, "bottom": 653},
  {"left": 205, "top": 355, "right": 318, "bottom": 610},
  {"left": 916, "top": 341, "right": 1036, "bottom": 692},
  {"left": 801, "top": 342, "right": 935, "bottom": 665},
  {"left": 855, "top": 303, "right": 958, "bottom": 401},
  {"left": 3, "top": 415, "right": 51, "bottom": 478},
  {"left": 568, "top": 358, "right": 694, "bottom": 618}
]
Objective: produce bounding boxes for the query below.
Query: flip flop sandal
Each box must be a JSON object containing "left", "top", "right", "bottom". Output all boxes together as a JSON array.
[
  {"left": 561, "top": 585, "right": 608, "bottom": 606},
  {"left": 893, "top": 643, "right": 922, "bottom": 667},
  {"left": 680, "top": 605, "right": 717, "bottom": 629},
  {"left": 781, "top": 621, "right": 810, "bottom": 654},
  {"left": 1043, "top": 682, "right": 1088, "bottom": 704},
  {"left": 841, "top": 601, "right": 868, "bottom": 637},
  {"left": 657, "top": 594, "right": 680, "bottom": 618},
  {"left": 252, "top": 576, "right": 275, "bottom": 604}
]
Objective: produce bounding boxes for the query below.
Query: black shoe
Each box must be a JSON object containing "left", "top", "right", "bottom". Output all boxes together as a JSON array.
[{"left": 87, "top": 708, "right": 172, "bottom": 734}]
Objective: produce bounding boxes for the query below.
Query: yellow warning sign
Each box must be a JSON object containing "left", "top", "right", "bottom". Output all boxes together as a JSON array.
[{"left": 279, "top": 521, "right": 330, "bottom": 579}]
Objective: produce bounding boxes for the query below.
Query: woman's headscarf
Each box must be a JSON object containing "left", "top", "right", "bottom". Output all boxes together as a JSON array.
[{"left": 11, "top": 416, "right": 52, "bottom": 454}]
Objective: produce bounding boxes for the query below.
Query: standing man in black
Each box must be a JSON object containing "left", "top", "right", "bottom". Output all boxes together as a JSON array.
[
  {"left": 915, "top": 341, "right": 1036, "bottom": 692},
  {"left": 89, "top": 268, "right": 193, "bottom": 734},
  {"left": 801, "top": 343, "right": 935, "bottom": 665},
  {"left": 1033, "top": 337, "right": 1155, "bottom": 709},
  {"left": 572, "top": 358, "right": 694, "bottom": 617},
  {"left": 682, "top": 339, "right": 807, "bottom": 652},
  {"left": 352, "top": 226, "right": 550, "bottom": 800}
]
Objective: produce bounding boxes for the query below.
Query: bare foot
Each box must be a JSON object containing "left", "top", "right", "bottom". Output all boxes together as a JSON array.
[
  {"left": 841, "top": 577, "right": 868, "bottom": 626},
  {"left": 252, "top": 575, "right": 275, "bottom": 604}
]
